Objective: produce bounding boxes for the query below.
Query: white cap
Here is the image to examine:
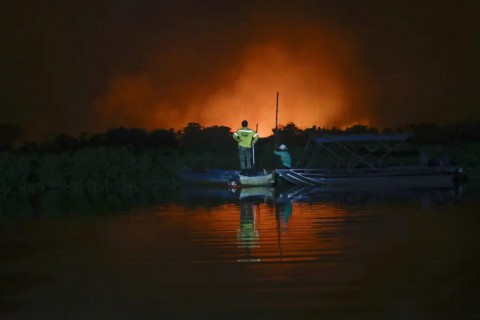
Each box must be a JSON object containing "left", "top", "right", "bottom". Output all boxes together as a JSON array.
[{"left": 279, "top": 144, "right": 287, "bottom": 150}]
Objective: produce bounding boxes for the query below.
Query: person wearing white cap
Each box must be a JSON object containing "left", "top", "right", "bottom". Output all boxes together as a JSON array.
[{"left": 273, "top": 144, "right": 292, "bottom": 169}]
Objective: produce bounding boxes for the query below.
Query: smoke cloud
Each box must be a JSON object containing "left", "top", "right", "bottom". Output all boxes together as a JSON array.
[
  {"left": 94, "top": 7, "right": 375, "bottom": 137},
  {"left": 2, "top": 0, "right": 479, "bottom": 141}
]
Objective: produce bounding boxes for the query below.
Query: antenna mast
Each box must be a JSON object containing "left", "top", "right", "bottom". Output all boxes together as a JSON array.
[{"left": 275, "top": 92, "right": 279, "bottom": 131}]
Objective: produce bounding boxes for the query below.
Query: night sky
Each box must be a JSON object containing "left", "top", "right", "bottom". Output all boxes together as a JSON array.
[{"left": 2, "top": 0, "right": 479, "bottom": 141}]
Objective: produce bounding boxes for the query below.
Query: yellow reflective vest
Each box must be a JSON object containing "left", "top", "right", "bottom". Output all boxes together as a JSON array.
[{"left": 233, "top": 127, "right": 259, "bottom": 148}]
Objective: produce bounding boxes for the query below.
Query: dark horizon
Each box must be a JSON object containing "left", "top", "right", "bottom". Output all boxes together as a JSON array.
[{"left": 3, "top": 117, "right": 480, "bottom": 151}]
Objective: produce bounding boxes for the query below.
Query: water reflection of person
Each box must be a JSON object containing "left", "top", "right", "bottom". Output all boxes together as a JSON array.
[
  {"left": 274, "top": 200, "right": 293, "bottom": 259},
  {"left": 276, "top": 201, "right": 293, "bottom": 225},
  {"left": 237, "top": 202, "right": 260, "bottom": 251}
]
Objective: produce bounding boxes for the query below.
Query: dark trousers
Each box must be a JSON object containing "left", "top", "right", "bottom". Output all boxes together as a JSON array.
[{"left": 238, "top": 146, "right": 252, "bottom": 170}]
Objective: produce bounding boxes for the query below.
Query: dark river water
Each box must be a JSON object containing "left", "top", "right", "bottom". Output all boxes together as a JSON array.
[{"left": 1, "top": 183, "right": 480, "bottom": 319}]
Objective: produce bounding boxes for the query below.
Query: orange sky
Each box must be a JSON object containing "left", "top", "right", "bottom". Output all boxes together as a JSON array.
[
  {"left": 4, "top": 1, "right": 478, "bottom": 142},
  {"left": 94, "top": 22, "right": 375, "bottom": 137}
]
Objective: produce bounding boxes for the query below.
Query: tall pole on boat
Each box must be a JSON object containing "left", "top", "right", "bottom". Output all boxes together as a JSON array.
[
  {"left": 275, "top": 92, "right": 279, "bottom": 131},
  {"left": 274, "top": 92, "right": 280, "bottom": 150},
  {"left": 252, "top": 123, "right": 258, "bottom": 168}
]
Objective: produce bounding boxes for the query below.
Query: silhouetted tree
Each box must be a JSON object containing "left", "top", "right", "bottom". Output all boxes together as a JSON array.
[
  {"left": 105, "top": 127, "right": 128, "bottom": 146},
  {"left": 345, "top": 124, "right": 378, "bottom": 134},
  {"left": 127, "top": 128, "right": 148, "bottom": 148},
  {"left": 147, "top": 129, "right": 178, "bottom": 148},
  {"left": 88, "top": 133, "right": 106, "bottom": 147},
  {"left": 405, "top": 123, "right": 445, "bottom": 144},
  {"left": 18, "top": 141, "right": 39, "bottom": 154},
  {"left": 105, "top": 127, "right": 147, "bottom": 147},
  {"left": 280, "top": 122, "right": 301, "bottom": 136},
  {"left": 52, "top": 134, "right": 79, "bottom": 152},
  {"left": 0, "top": 124, "right": 22, "bottom": 151},
  {"left": 201, "top": 125, "right": 233, "bottom": 151},
  {"left": 77, "top": 132, "right": 91, "bottom": 148},
  {"left": 275, "top": 122, "right": 311, "bottom": 148},
  {"left": 443, "top": 120, "right": 480, "bottom": 142},
  {"left": 180, "top": 123, "right": 203, "bottom": 149}
]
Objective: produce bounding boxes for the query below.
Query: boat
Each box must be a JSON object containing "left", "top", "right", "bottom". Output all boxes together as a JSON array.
[
  {"left": 179, "top": 168, "right": 275, "bottom": 187},
  {"left": 239, "top": 172, "right": 275, "bottom": 186},
  {"left": 275, "top": 133, "right": 465, "bottom": 189}
]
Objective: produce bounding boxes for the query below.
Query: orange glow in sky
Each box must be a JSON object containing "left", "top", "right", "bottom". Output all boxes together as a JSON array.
[
  {"left": 5, "top": 1, "right": 479, "bottom": 143},
  {"left": 94, "top": 24, "right": 375, "bottom": 137}
]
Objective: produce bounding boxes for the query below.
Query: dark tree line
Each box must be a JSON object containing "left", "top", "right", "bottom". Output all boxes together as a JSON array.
[
  {"left": 1, "top": 119, "right": 480, "bottom": 155},
  {"left": 16, "top": 127, "right": 179, "bottom": 154}
]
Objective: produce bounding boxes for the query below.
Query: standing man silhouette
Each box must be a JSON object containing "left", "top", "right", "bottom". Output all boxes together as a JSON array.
[{"left": 233, "top": 120, "right": 259, "bottom": 175}]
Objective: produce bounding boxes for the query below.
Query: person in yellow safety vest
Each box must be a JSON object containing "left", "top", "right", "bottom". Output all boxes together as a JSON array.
[{"left": 233, "top": 120, "right": 259, "bottom": 175}]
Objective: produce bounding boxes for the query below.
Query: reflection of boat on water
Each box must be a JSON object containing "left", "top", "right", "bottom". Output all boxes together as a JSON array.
[
  {"left": 276, "top": 167, "right": 461, "bottom": 189},
  {"left": 179, "top": 169, "right": 274, "bottom": 187},
  {"left": 276, "top": 133, "right": 465, "bottom": 188},
  {"left": 176, "top": 181, "right": 464, "bottom": 208},
  {"left": 175, "top": 185, "right": 274, "bottom": 207},
  {"left": 277, "top": 184, "right": 463, "bottom": 207},
  {"left": 239, "top": 187, "right": 274, "bottom": 201}
]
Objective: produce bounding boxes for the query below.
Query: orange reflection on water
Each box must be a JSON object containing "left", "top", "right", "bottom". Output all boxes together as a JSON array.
[
  {"left": 99, "top": 201, "right": 347, "bottom": 265},
  {"left": 171, "top": 201, "right": 347, "bottom": 263}
]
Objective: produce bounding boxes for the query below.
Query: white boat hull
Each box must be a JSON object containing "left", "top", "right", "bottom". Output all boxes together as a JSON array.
[{"left": 239, "top": 173, "right": 275, "bottom": 186}]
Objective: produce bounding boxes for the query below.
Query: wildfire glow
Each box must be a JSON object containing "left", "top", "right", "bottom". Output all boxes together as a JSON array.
[{"left": 94, "top": 22, "right": 376, "bottom": 137}]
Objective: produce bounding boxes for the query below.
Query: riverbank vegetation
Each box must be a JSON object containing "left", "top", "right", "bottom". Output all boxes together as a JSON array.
[{"left": 1, "top": 120, "right": 480, "bottom": 199}]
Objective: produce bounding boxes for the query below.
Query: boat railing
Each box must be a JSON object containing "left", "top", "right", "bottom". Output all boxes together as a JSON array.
[{"left": 290, "top": 165, "right": 457, "bottom": 176}]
